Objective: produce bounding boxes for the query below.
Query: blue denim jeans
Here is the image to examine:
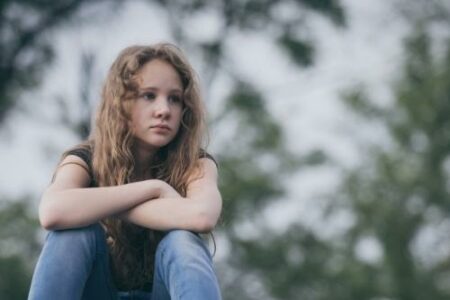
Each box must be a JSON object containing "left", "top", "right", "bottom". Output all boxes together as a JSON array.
[{"left": 28, "top": 224, "right": 221, "bottom": 300}]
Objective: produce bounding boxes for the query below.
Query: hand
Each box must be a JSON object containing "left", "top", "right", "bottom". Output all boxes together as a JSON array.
[
  {"left": 116, "top": 180, "right": 182, "bottom": 222},
  {"left": 157, "top": 180, "right": 182, "bottom": 198},
  {"left": 115, "top": 179, "right": 179, "bottom": 220}
]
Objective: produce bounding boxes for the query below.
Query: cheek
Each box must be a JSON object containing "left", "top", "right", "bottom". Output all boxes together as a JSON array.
[
  {"left": 128, "top": 111, "right": 137, "bottom": 129},
  {"left": 130, "top": 103, "right": 146, "bottom": 126},
  {"left": 128, "top": 112, "right": 144, "bottom": 135},
  {"left": 128, "top": 119, "right": 136, "bottom": 133},
  {"left": 174, "top": 107, "right": 183, "bottom": 126}
]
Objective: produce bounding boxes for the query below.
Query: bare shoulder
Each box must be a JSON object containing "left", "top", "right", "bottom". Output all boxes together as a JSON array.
[
  {"left": 48, "top": 154, "right": 92, "bottom": 191},
  {"left": 185, "top": 157, "right": 220, "bottom": 199},
  {"left": 196, "top": 157, "right": 219, "bottom": 182}
]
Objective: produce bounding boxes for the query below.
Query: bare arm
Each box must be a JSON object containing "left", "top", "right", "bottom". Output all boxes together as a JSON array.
[
  {"left": 120, "top": 158, "right": 222, "bottom": 232},
  {"left": 39, "top": 155, "right": 165, "bottom": 230}
]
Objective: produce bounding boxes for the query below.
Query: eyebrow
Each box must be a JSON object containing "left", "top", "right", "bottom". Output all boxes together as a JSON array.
[{"left": 139, "top": 86, "right": 183, "bottom": 93}]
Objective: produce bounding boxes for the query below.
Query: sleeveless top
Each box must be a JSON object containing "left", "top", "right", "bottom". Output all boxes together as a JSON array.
[
  {"left": 64, "top": 145, "right": 217, "bottom": 291},
  {"left": 66, "top": 147, "right": 217, "bottom": 187}
]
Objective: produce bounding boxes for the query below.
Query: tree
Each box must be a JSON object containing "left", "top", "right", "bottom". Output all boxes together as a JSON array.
[
  {"left": 0, "top": 1, "right": 116, "bottom": 298},
  {"left": 0, "top": 0, "right": 119, "bottom": 124},
  {"left": 334, "top": 24, "right": 450, "bottom": 300},
  {"left": 0, "top": 198, "right": 41, "bottom": 299},
  {"left": 212, "top": 2, "right": 450, "bottom": 299}
]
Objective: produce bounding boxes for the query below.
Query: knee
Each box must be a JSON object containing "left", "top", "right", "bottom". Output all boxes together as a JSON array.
[
  {"left": 156, "top": 230, "right": 211, "bottom": 263},
  {"left": 46, "top": 223, "right": 105, "bottom": 252}
]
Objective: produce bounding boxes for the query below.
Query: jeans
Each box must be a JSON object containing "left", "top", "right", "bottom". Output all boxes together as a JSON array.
[{"left": 28, "top": 224, "right": 221, "bottom": 300}]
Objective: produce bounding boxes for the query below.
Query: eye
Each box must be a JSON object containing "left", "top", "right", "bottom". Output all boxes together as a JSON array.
[
  {"left": 141, "top": 92, "right": 156, "bottom": 101},
  {"left": 169, "top": 94, "right": 182, "bottom": 104}
]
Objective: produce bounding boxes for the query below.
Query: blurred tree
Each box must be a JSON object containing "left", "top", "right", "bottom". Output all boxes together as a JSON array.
[
  {"left": 0, "top": 197, "right": 41, "bottom": 299},
  {"left": 205, "top": 1, "right": 450, "bottom": 299},
  {"left": 0, "top": 0, "right": 117, "bottom": 124},
  {"left": 224, "top": 22, "right": 450, "bottom": 300},
  {"left": 333, "top": 24, "right": 450, "bottom": 300},
  {"left": 0, "top": 1, "right": 113, "bottom": 298},
  {"left": 160, "top": 0, "right": 345, "bottom": 86}
]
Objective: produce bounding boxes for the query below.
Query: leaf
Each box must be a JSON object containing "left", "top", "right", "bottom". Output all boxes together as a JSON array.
[{"left": 278, "top": 34, "right": 314, "bottom": 67}]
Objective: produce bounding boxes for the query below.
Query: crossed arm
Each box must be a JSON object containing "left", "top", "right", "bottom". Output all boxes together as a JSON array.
[{"left": 39, "top": 155, "right": 222, "bottom": 233}]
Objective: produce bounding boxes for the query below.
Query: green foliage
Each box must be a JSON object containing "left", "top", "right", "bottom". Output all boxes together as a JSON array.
[
  {"left": 0, "top": 256, "right": 33, "bottom": 300},
  {"left": 234, "top": 224, "right": 385, "bottom": 300},
  {"left": 341, "top": 85, "right": 386, "bottom": 119},
  {"left": 213, "top": 78, "right": 330, "bottom": 299},
  {"left": 0, "top": 0, "right": 114, "bottom": 123},
  {"left": 219, "top": 14, "right": 450, "bottom": 300},
  {"left": 159, "top": 0, "right": 345, "bottom": 71},
  {"left": 217, "top": 82, "right": 296, "bottom": 226},
  {"left": 278, "top": 33, "right": 314, "bottom": 67},
  {"left": 0, "top": 198, "right": 41, "bottom": 299},
  {"left": 299, "top": 0, "right": 346, "bottom": 26},
  {"left": 0, "top": 198, "right": 41, "bottom": 258},
  {"left": 337, "top": 27, "right": 450, "bottom": 300}
]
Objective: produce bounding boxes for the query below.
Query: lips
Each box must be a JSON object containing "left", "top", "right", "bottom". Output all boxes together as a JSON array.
[{"left": 151, "top": 124, "right": 171, "bottom": 131}]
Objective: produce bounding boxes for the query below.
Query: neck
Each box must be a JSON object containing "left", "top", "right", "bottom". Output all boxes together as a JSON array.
[{"left": 132, "top": 143, "right": 157, "bottom": 180}]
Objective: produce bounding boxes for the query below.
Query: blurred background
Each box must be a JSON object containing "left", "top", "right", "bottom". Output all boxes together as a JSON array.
[{"left": 1, "top": 0, "right": 450, "bottom": 299}]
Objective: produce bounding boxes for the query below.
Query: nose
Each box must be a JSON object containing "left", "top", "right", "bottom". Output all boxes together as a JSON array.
[{"left": 154, "top": 98, "right": 170, "bottom": 118}]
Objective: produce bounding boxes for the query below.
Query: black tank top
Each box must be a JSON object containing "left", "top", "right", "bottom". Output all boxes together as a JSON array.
[{"left": 66, "top": 146, "right": 217, "bottom": 186}]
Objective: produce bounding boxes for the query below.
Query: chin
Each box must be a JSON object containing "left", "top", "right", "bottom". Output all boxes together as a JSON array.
[{"left": 148, "top": 138, "right": 174, "bottom": 148}]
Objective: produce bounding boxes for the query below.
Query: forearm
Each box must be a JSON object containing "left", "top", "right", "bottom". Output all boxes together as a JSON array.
[
  {"left": 120, "top": 196, "right": 219, "bottom": 233},
  {"left": 121, "top": 159, "right": 222, "bottom": 233},
  {"left": 39, "top": 180, "right": 163, "bottom": 230}
]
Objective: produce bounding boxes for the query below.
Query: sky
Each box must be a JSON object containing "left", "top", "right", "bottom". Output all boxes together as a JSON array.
[{"left": 0, "top": 0, "right": 412, "bottom": 249}]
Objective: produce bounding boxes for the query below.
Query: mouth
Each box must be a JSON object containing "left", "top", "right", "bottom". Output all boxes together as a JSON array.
[{"left": 151, "top": 124, "right": 171, "bottom": 131}]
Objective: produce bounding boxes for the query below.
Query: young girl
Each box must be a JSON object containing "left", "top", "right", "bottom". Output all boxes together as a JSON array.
[{"left": 28, "top": 43, "right": 222, "bottom": 300}]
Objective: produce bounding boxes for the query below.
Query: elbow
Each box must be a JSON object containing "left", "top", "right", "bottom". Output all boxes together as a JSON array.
[
  {"left": 39, "top": 195, "right": 64, "bottom": 230},
  {"left": 39, "top": 213, "right": 57, "bottom": 231},
  {"left": 193, "top": 212, "right": 218, "bottom": 233},
  {"left": 39, "top": 203, "right": 59, "bottom": 230},
  {"left": 40, "top": 218, "right": 58, "bottom": 231}
]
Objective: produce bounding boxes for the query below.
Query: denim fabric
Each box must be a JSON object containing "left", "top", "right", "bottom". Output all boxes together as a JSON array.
[
  {"left": 118, "top": 290, "right": 152, "bottom": 300},
  {"left": 28, "top": 224, "right": 221, "bottom": 300},
  {"left": 152, "top": 230, "right": 221, "bottom": 300}
]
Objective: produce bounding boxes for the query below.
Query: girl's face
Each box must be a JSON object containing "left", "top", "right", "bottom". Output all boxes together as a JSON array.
[{"left": 130, "top": 59, "right": 183, "bottom": 157}]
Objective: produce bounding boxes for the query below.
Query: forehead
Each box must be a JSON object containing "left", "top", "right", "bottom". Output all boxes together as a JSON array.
[{"left": 135, "top": 59, "right": 183, "bottom": 90}]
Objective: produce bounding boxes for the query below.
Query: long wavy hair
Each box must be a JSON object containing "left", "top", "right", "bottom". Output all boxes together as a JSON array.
[{"left": 73, "top": 43, "right": 206, "bottom": 290}]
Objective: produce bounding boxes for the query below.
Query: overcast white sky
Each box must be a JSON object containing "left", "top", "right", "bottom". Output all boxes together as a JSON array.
[{"left": 0, "top": 0, "right": 411, "bottom": 243}]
